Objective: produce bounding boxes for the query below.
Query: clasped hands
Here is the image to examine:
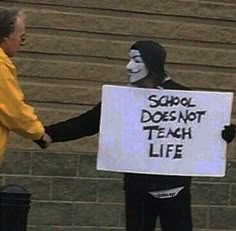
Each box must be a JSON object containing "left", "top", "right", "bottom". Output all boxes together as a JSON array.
[{"left": 34, "top": 133, "right": 52, "bottom": 149}]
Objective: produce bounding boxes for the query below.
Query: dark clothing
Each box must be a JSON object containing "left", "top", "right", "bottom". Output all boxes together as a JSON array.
[
  {"left": 124, "top": 80, "right": 192, "bottom": 191},
  {"left": 45, "top": 39, "right": 193, "bottom": 230},
  {"left": 45, "top": 79, "right": 192, "bottom": 231},
  {"left": 46, "top": 102, "right": 101, "bottom": 142},
  {"left": 124, "top": 173, "right": 190, "bottom": 192},
  {"left": 125, "top": 187, "right": 192, "bottom": 231},
  {"left": 45, "top": 79, "right": 191, "bottom": 191}
]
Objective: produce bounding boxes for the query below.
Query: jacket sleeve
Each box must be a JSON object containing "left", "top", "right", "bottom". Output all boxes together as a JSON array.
[
  {"left": 45, "top": 102, "right": 101, "bottom": 142},
  {"left": 0, "top": 64, "right": 44, "bottom": 140}
]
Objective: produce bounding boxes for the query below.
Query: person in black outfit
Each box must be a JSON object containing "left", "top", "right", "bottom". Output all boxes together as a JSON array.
[{"left": 35, "top": 40, "right": 235, "bottom": 231}]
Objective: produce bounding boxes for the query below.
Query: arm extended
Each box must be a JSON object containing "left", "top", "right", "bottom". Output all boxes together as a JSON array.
[{"left": 45, "top": 102, "right": 101, "bottom": 143}]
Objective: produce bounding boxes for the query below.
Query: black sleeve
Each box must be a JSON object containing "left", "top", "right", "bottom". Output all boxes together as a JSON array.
[
  {"left": 45, "top": 102, "right": 101, "bottom": 142},
  {"left": 161, "top": 80, "right": 191, "bottom": 91}
]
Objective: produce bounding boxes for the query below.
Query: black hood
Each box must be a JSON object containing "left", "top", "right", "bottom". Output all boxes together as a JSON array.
[{"left": 130, "top": 40, "right": 166, "bottom": 83}]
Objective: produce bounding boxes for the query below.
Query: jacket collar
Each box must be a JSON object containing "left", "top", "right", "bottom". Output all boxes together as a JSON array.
[
  {"left": 157, "top": 78, "right": 172, "bottom": 89},
  {"left": 0, "top": 47, "right": 15, "bottom": 68}
]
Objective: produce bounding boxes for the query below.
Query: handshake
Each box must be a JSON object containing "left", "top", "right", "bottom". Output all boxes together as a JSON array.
[
  {"left": 34, "top": 133, "right": 52, "bottom": 149},
  {"left": 32, "top": 124, "right": 235, "bottom": 150}
]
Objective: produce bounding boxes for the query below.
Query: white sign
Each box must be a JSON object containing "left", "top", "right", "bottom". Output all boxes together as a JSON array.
[{"left": 97, "top": 85, "right": 233, "bottom": 177}]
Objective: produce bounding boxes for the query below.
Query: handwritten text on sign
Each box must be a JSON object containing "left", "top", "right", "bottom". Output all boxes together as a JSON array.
[
  {"left": 97, "top": 85, "right": 233, "bottom": 176},
  {"left": 142, "top": 94, "right": 206, "bottom": 160}
]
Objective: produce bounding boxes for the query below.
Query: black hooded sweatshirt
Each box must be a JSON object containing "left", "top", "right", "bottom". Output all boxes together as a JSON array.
[{"left": 45, "top": 40, "right": 191, "bottom": 191}]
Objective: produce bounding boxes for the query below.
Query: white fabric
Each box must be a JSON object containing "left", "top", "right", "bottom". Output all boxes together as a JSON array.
[{"left": 148, "top": 186, "right": 184, "bottom": 199}]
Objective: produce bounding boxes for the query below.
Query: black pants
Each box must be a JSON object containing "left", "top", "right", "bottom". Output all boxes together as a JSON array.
[{"left": 125, "top": 187, "right": 192, "bottom": 231}]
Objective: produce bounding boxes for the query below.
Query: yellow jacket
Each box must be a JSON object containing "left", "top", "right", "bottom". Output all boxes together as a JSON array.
[{"left": 0, "top": 48, "right": 44, "bottom": 164}]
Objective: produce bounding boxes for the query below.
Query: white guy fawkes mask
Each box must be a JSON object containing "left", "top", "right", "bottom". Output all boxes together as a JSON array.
[{"left": 126, "top": 49, "right": 148, "bottom": 83}]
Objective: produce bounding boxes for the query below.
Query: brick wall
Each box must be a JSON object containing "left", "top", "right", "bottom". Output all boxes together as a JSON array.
[{"left": 0, "top": 0, "right": 235, "bottom": 230}]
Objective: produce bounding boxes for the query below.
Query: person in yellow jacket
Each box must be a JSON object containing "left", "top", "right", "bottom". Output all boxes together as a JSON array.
[{"left": 0, "top": 7, "right": 47, "bottom": 164}]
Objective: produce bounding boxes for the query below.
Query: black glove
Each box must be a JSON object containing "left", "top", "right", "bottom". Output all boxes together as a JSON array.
[
  {"left": 221, "top": 124, "right": 236, "bottom": 143},
  {"left": 34, "top": 134, "right": 51, "bottom": 149}
]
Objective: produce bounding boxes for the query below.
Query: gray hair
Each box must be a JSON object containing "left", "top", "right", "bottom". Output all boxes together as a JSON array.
[{"left": 0, "top": 7, "right": 24, "bottom": 42}]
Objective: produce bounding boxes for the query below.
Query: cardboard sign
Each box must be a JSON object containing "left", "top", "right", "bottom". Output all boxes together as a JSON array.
[{"left": 97, "top": 85, "right": 233, "bottom": 177}]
